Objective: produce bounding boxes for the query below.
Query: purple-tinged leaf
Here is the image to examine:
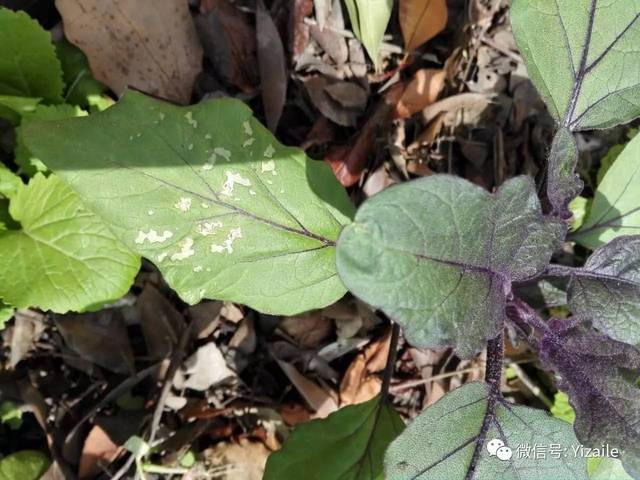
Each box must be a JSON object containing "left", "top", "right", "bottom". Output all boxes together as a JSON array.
[
  {"left": 567, "top": 235, "right": 640, "bottom": 345},
  {"left": 336, "top": 175, "right": 565, "bottom": 357},
  {"left": 385, "top": 382, "right": 586, "bottom": 480},
  {"left": 539, "top": 318, "right": 640, "bottom": 477},
  {"left": 547, "top": 128, "right": 583, "bottom": 220}
]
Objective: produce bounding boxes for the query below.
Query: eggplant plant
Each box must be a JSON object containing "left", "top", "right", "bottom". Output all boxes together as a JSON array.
[{"left": 2, "top": 1, "right": 640, "bottom": 479}]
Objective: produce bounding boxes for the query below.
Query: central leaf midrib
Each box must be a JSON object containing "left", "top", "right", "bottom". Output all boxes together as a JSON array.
[
  {"left": 99, "top": 157, "right": 336, "bottom": 246},
  {"left": 379, "top": 241, "right": 504, "bottom": 278}
]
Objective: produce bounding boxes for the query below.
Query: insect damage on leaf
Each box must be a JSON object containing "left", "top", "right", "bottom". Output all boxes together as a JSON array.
[{"left": 23, "top": 90, "right": 354, "bottom": 315}]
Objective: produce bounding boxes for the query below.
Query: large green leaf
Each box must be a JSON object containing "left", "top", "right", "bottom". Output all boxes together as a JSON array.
[
  {"left": 15, "top": 104, "right": 88, "bottom": 175},
  {"left": 0, "top": 450, "right": 50, "bottom": 480},
  {"left": 574, "top": 134, "right": 640, "bottom": 248},
  {"left": 343, "top": 0, "right": 393, "bottom": 68},
  {"left": 0, "top": 173, "right": 140, "bottom": 312},
  {"left": 264, "top": 396, "right": 404, "bottom": 480},
  {"left": 336, "top": 175, "right": 563, "bottom": 357},
  {"left": 385, "top": 382, "right": 587, "bottom": 480},
  {"left": 24, "top": 91, "right": 354, "bottom": 315},
  {"left": 511, "top": 0, "right": 640, "bottom": 130},
  {"left": 0, "top": 8, "right": 63, "bottom": 104}
]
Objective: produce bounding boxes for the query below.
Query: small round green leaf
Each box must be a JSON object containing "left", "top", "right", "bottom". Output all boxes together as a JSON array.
[{"left": 0, "top": 450, "right": 50, "bottom": 480}]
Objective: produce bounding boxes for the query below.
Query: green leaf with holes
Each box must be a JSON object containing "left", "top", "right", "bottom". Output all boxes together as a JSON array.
[
  {"left": 0, "top": 173, "right": 140, "bottom": 313},
  {"left": 510, "top": 0, "right": 640, "bottom": 130},
  {"left": 24, "top": 91, "right": 354, "bottom": 315},
  {"left": 385, "top": 382, "right": 587, "bottom": 480},
  {"left": 0, "top": 8, "right": 63, "bottom": 104},
  {"left": 574, "top": 134, "right": 640, "bottom": 248},
  {"left": 343, "top": 0, "right": 393, "bottom": 68},
  {"left": 264, "top": 396, "right": 404, "bottom": 480},
  {"left": 336, "top": 175, "right": 564, "bottom": 357}
]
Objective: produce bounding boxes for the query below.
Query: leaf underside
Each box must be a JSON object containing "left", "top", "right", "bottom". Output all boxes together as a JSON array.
[
  {"left": 567, "top": 235, "right": 640, "bottom": 345},
  {"left": 385, "top": 382, "right": 587, "bottom": 480},
  {"left": 539, "top": 318, "right": 640, "bottom": 476},
  {"left": 24, "top": 90, "right": 354, "bottom": 315},
  {"left": 0, "top": 174, "right": 140, "bottom": 313},
  {"left": 336, "top": 175, "right": 564, "bottom": 357},
  {"left": 264, "top": 396, "right": 405, "bottom": 480}
]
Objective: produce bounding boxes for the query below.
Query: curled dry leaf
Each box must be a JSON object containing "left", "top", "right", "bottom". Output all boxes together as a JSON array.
[
  {"left": 399, "top": 0, "right": 448, "bottom": 52},
  {"left": 325, "top": 82, "right": 404, "bottom": 187},
  {"left": 55, "top": 0, "right": 202, "bottom": 104},
  {"left": 138, "top": 284, "right": 185, "bottom": 360},
  {"left": 395, "top": 68, "right": 445, "bottom": 119},
  {"left": 256, "top": 0, "right": 287, "bottom": 132},
  {"left": 339, "top": 328, "right": 392, "bottom": 405}
]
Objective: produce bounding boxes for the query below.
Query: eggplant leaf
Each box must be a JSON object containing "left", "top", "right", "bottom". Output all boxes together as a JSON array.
[
  {"left": 264, "top": 396, "right": 404, "bottom": 480},
  {"left": 0, "top": 8, "right": 63, "bottom": 103},
  {"left": 539, "top": 318, "right": 640, "bottom": 477},
  {"left": 568, "top": 235, "right": 640, "bottom": 345},
  {"left": 385, "top": 382, "right": 586, "bottom": 479},
  {"left": 547, "top": 127, "right": 582, "bottom": 219},
  {"left": 0, "top": 174, "right": 140, "bottom": 312},
  {"left": 336, "top": 175, "right": 564, "bottom": 357},
  {"left": 574, "top": 134, "right": 640, "bottom": 248},
  {"left": 24, "top": 91, "right": 354, "bottom": 315},
  {"left": 511, "top": 0, "right": 640, "bottom": 130}
]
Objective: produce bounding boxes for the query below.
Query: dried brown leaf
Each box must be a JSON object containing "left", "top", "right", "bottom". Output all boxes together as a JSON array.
[
  {"left": 399, "top": 0, "right": 448, "bottom": 52},
  {"left": 138, "top": 284, "right": 184, "bottom": 360},
  {"left": 279, "top": 313, "right": 333, "bottom": 348},
  {"left": 195, "top": 0, "right": 258, "bottom": 94},
  {"left": 78, "top": 425, "right": 121, "bottom": 479},
  {"left": 8, "top": 310, "right": 46, "bottom": 368},
  {"left": 339, "top": 328, "right": 392, "bottom": 405},
  {"left": 56, "top": 0, "right": 202, "bottom": 104},
  {"left": 256, "top": 0, "right": 287, "bottom": 132},
  {"left": 395, "top": 68, "right": 445, "bottom": 119},
  {"left": 55, "top": 310, "right": 134, "bottom": 374}
]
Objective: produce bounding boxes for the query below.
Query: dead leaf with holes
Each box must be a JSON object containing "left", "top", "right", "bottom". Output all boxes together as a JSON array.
[
  {"left": 399, "top": 0, "right": 448, "bottom": 52},
  {"left": 55, "top": 0, "right": 203, "bottom": 104}
]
